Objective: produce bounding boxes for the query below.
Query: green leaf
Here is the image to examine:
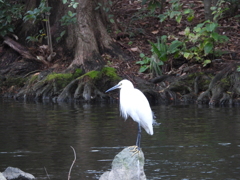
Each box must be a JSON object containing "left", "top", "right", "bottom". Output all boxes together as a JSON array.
[
  {"left": 110, "top": 18, "right": 115, "bottom": 23},
  {"left": 183, "top": 9, "right": 191, "bottom": 14},
  {"left": 210, "top": 6, "right": 217, "bottom": 11},
  {"left": 187, "top": 15, "right": 194, "bottom": 22},
  {"left": 193, "top": 26, "right": 201, "bottom": 33},
  {"left": 205, "top": 23, "right": 217, "bottom": 32},
  {"left": 8, "top": 27, "right": 13, "bottom": 32},
  {"left": 128, "top": 41, "right": 133, "bottom": 45},
  {"left": 139, "top": 65, "right": 149, "bottom": 73},
  {"left": 211, "top": 32, "right": 220, "bottom": 41},
  {"left": 73, "top": 3, "right": 78, "bottom": 8},
  {"left": 149, "top": 41, "right": 161, "bottom": 59},
  {"left": 194, "top": 22, "right": 205, "bottom": 32},
  {"left": 203, "top": 59, "right": 211, "bottom": 67},
  {"left": 68, "top": 11, "right": 73, "bottom": 17},
  {"left": 140, "top": 53, "right": 145, "bottom": 58},
  {"left": 158, "top": 14, "right": 166, "bottom": 22},
  {"left": 204, "top": 42, "right": 213, "bottom": 55},
  {"left": 184, "top": 27, "right": 190, "bottom": 36},
  {"left": 136, "top": 61, "right": 145, "bottom": 65},
  {"left": 212, "top": 32, "right": 228, "bottom": 43},
  {"left": 183, "top": 52, "right": 192, "bottom": 59},
  {"left": 170, "top": 11, "right": 180, "bottom": 18},
  {"left": 157, "top": 61, "right": 164, "bottom": 66},
  {"left": 143, "top": 58, "right": 150, "bottom": 64},
  {"left": 176, "top": 15, "right": 182, "bottom": 23},
  {"left": 60, "top": 30, "right": 66, "bottom": 37},
  {"left": 168, "top": 40, "right": 183, "bottom": 53},
  {"left": 237, "top": 66, "right": 240, "bottom": 72},
  {"left": 56, "top": 37, "right": 61, "bottom": 42}
]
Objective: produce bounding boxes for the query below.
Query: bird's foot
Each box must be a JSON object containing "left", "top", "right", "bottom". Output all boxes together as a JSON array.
[{"left": 128, "top": 145, "right": 141, "bottom": 156}]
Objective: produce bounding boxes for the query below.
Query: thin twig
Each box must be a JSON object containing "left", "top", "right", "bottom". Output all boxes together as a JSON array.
[
  {"left": 44, "top": 166, "right": 50, "bottom": 180},
  {"left": 68, "top": 146, "right": 76, "bottom": 180}
]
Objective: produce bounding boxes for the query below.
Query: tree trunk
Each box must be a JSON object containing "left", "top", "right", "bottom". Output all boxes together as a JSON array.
[
  {"left": 17, "top": 0, "right": 124, "bottom": 72},
  {"left": 203, "top": 0, "right": 212, "bottom": 20},
  {"left": 203, "top": 0, "right": 218, "bottom": 20},
  {"left": 65, "top": 0, "right": 120, "bottom": 72}
]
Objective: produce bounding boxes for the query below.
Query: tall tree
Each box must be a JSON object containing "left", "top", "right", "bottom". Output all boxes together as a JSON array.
[
  {"left": 20, "top": 0, "right": 124, "bottom": 72},
  {"left": 65, "top": 0, "right": 117, "bottom": 72}
]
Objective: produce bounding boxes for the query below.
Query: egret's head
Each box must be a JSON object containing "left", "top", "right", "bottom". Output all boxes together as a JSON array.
[{"left": 105, "top": 79, "right": 133, "bottom": 93}]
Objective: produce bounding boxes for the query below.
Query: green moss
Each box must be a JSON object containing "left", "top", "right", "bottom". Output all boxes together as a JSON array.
[
  {"left": 83, "top": 70, "right": 100, "bottom": 79},
  {"left": 44, "top": 71, "right": 82, "bottom": 89},
  {"left": 72, "top": 68, "right": 82, "bottom": 78},
  {"left": 101, "top": 67, "right": 120, "bottom": 80},
  {"left": 44, "top": 68, "right": 83, "bottom": 82},
  {"left": 79, "top": 67, "right": 120, "bottom": 81},
  {"left": 45, "top": 73, "right": 73, "bottom": 81}
]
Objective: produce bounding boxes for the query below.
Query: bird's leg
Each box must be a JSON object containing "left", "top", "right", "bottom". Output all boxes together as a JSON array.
[
  {"left": 136, "top": 122, "right": 141, "bottom": 148},
  {"left": 129, "top": 123, "right": 141, "bottom": 155}
]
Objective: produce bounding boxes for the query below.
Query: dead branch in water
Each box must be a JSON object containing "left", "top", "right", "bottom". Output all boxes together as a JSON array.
[{"left": 68, "top": 146, "right": 76, "bottom": 180}]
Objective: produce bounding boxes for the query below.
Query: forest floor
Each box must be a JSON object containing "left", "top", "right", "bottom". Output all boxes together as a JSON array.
[{"left": 107, "top": 0, "right": 240, "bottom": 81}]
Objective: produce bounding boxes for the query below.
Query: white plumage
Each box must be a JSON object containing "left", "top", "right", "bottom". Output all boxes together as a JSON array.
[{"left": 106, "top": 79, "right": 155, "bottom": 138}]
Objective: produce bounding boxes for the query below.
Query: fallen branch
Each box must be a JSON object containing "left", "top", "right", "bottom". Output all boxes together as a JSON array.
[
  {"left": 3, "top": 36, "right": 49, "bottom": 66},
  {"left": 68, "top": 146, "right": 76, "bottom": 180},
  {"left": 44, "top": 167, "right": 51, "bottom": 180}
]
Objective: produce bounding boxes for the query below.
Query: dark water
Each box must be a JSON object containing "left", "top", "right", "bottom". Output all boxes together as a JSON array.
[{"left": 0, "top": 98, "right": 240, "bottom": 180}]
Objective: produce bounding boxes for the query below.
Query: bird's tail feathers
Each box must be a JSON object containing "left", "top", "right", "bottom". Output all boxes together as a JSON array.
[
  {"left": 152, "top": 112, "right": 160, "bottom": 126},
  {"left": 153, "top": 119, "right": 161, "bottom": 126},
  {"left": 152, "top": 111, "right": 156, "bottom": 119}
]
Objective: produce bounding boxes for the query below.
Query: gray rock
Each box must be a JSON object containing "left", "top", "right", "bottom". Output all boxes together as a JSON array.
[
  {"left": 2, "top": 167, "right": 35, "bottom": 180},
  {"left": 0, "top": 173, "right": 6, "bottom": 180},
  {"left": 99, "top": 147, "right": 146, "bottom": 180}
]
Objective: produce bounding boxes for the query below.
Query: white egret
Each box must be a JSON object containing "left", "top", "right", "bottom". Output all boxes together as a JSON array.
[{"left": 106, "top": 79, "right": 156, "bottom": 151}]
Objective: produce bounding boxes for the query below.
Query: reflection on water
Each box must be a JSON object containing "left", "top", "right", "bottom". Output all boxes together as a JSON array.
[{"left": 0, "top": 99, "right": 240, "bottom": 180}]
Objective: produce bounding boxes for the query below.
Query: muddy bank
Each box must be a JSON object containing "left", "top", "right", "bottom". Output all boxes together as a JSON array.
[{"left": 1, "top": 55, "right": 240, "bottom": 106}]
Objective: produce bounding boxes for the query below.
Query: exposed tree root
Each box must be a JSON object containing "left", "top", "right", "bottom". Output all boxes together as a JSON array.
[
  {"left": 196, "top": 64, "right": 236, "bottom": 105},
  {"left": 57, "top": 79, "right": 107, "bottom": 102},
  {"left": 15, "top": 73, "right": 109, "bottom": 102}
]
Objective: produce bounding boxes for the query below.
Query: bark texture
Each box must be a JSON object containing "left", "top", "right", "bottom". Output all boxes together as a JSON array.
[{"left": 66, "top": 0, "right": 117, "bottom": 71}]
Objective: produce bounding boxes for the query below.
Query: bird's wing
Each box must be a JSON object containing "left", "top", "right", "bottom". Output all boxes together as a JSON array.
[{"left": 121, "top": 88, "right": 154, "bottom": 135}]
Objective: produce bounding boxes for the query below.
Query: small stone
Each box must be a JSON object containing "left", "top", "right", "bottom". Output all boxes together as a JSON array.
[{"left": 2, "top": 167, "right": 35, "bottom": 180}]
